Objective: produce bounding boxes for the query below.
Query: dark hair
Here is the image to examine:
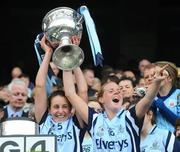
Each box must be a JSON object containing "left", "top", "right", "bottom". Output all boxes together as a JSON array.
[
  {"left": 119, "top": 76, "right": 136, "bottom": 88},
  {"left": 101, "top": 74, "right": 119, "bottom": 85},
  {"left": 47, "top": 90, "right": 71, "bottom": 109},
  {"left": 147, "top": 106, "right": 157, "bottom": 125},
  {"left": 0, "top": 99, "right": 6, "bottom": 109},
  {"left": 175, "top": 118, "right": 180, "bottom": 129},
  {"left": 18, "top": 73, "right": 29, "bottom": 79}
]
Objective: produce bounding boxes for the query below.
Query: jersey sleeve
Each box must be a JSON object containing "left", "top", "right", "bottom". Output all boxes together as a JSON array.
[
  {"left": 39, "top": 109, "right": 48, "bottom": 125},
  {"left": 86, "top": 107, "right": 98, "bottom": 132},
  {"left": 129, "top": 106, "right": 144, "bottom": 130},
  {"left": 165, "top": 131, "right": 180, "bottom": 152}
]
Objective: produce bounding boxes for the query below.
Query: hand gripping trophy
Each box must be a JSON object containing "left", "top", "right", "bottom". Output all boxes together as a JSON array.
[
  {"left": 42, "top": 6, "right": 84, "bottom": 70},
  {"left": 35, "top": 6, "right": 103, "bottom": 71}
]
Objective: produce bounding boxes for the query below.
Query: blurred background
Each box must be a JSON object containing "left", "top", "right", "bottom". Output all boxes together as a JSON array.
[{"left": 0, "top": 0, "right": 179, "bottom": 85}]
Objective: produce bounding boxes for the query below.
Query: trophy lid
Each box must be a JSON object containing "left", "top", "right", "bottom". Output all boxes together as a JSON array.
[
  {"left": 42, "top": 6, "right": 83, "bottom": 44},
  {"left": 42, "top": 7, "right": 82, "bottom": 32}
]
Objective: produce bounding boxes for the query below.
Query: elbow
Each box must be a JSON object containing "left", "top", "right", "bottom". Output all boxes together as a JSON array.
[
  {"left": 65, "top": 92, "right": 71, "bottom": 98},
  {"left": 78, "top": 90, "right": 88, "bottom": 95},
  {"left": 65, "top": 91, "right": 75, "bottom": 99},
  {"left": 35, "top": 79, "right": 46, "bottom": 87},
  {"left": 35, "top": 84, "right": 45, "bottom": 89},
  {"left": 65, "top": 92, "right": 77, "bottom": 104}
]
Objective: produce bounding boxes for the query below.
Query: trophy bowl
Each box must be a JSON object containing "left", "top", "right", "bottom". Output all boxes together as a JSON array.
[{"left": 42, "top": 7, "right": 84, "bottom": 70}]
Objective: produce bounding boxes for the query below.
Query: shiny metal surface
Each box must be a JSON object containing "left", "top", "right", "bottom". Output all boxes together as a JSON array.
[
  {"left": 42, "top": 7, "right": 83, "bottom": 44},
  {"left": 53, "top": 44, "right": 84, "bottom": 70},
  {"left": 42, "top": 7, "right": 84, "bottom": 70}
]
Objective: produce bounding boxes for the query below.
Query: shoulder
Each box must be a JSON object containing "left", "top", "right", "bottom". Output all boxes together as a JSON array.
[{"left": 39, "top": 110, "right": 49, "bottom": 125}]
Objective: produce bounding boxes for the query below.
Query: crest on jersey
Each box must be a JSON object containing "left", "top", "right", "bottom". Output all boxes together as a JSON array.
[
  {"left": 150, "top": 140, "right": 160, "bottom": 150},
  {"left": 118, "top": 125, "right": 125, "bottom": 133},
  {"left": 96, "top": 125, "right": 104, "bottom": 137},
  {"left": 169, "top": 100, "right": 175, "bottom": 107}
]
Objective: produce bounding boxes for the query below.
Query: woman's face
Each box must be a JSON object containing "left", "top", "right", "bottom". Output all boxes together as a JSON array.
[
  {"left": 49, "top": 95, "right": 71, "bottom": 122},
  {"left": 100, "top": 82, "right": 123, "bottom": 113}
]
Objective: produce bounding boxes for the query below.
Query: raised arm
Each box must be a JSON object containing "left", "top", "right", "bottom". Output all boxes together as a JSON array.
[
  {"left": 63, "top": 70, "right": 89, "bottom": 124},
  {"left": 72, "top": 67, "right": 88, "bottom": 127},
  {"left": 73, "top": 67, "right": 88, "bottom": 102},
  {"left": 136, "top": 65, "right": 168, "bottom": 119},
  {"left": 34, "top": 35, "right": 53, "bottom": 123}
]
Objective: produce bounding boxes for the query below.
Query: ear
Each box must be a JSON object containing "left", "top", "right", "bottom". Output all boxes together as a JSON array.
[
  {"left": 70, "top": 107, "right": 75, "bottom": 116},
  {"left": 167, "top": 76, "right": 172, "bottom": 83},
  {"left": 148, "top": 110, "right": 153, "bottom": 119},
  {"left": 98, "top": 97, "right": 104, "bottom": 104}
]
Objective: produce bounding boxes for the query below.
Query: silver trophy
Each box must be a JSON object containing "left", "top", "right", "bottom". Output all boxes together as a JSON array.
[{"left": 42, "top": 7, "right": 84, "bottom": 70}]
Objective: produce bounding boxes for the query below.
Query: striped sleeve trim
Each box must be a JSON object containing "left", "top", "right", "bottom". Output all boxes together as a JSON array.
[{"left": 166, "top": 131, "right": 175, "bottom": 152}]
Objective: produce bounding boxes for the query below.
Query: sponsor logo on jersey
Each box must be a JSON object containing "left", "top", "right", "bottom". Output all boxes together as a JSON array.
[{"left": 96, "top": 138, "right": 128, "bottom": 151}]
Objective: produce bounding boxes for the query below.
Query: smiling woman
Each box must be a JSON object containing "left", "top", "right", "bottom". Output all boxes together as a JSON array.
[{"left": 34, "top": 33, "right": 88, "bottom": 152}]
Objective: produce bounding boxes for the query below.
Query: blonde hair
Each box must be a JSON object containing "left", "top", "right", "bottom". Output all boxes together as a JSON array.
[
  {"left": 97, "top": 81, "right": 118, "bottom": 99},
  {"left": 155, "top": 61, "right": 178, "bottom": 85}
]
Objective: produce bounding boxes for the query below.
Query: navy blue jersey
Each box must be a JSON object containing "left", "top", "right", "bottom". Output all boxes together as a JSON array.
[
  {"left": 39, "top": 111, "right": 82, "bottom": 152},
  {"left": 87, "top": 106, "right": 143, "bottom": 152},
  {"left": 155, "top": 88, "right": 180, "bottom": 132}
]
